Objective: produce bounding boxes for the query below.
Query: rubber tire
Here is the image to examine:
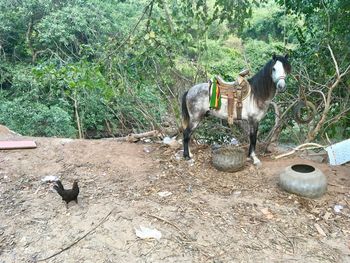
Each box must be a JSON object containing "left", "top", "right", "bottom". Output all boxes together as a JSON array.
[
  {"left": 279, "top": 164, "right": 327, "bottom": 198},
  {"left": 293, "top": 100, "right": 316, "bottom": 124},
  {"left": 212, "top": 146, "right": 245, "bottom": 172}
]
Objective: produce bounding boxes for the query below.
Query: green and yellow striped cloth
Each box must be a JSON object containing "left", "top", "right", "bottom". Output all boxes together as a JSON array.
[{"left": 209, "top": 77, "right": 221, "bottom": 109}]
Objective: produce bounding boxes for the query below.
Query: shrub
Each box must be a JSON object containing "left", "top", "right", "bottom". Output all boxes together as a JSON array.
[{"left": 0, "top": 98, "right": 76, "bottom": 137}]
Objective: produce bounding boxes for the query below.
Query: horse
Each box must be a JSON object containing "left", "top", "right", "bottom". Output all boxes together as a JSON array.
[{"left": 181, "top": 54, "right": 291, "bottom": 165}]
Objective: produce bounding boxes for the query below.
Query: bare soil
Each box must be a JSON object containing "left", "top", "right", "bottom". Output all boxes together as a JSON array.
[{"left": 0, "top": 125, "right": 349, "bottom": 263}]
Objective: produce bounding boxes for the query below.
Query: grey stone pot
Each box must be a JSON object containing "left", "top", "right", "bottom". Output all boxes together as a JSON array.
[
  {"left": 212, "top": 145, "right": 245, "bottom": 172},
  {"left": 279, "top": 164, "right": 327, "bottom": 198}
]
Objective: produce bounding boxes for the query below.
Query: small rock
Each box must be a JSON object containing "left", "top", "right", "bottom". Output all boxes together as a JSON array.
[{"left": 163, "top": 136, "right": 181, "bottom": 149}]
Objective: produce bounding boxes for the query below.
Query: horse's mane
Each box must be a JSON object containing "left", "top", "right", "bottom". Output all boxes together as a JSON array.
[{"left": 248, "top": 56, "right": 291, "bottom": 104}]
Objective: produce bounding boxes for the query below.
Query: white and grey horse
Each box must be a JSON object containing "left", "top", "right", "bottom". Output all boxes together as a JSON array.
[{"left": 181, "top": 54, "right": 291, "bottom": 165}]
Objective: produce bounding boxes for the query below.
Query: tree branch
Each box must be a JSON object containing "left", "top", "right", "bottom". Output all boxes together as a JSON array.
[
  {"left": 328, "top": 44, "right": 340, "bottom": 77},
  {"left": 307, "top": 45, "right": 350, "bottom": 142}
]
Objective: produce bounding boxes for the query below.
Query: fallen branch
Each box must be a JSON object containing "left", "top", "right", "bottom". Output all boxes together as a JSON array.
[
  {"left": 37, "top": 207, "right": 118, "bottom": 262},
  {"left": 273, "top": 143, "right": 325, "bottom": 160},
  {"left": 111, "top": 130, "right": 162, "bottom": 142}
]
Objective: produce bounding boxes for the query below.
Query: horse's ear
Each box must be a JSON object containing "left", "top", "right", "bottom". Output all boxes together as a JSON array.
[{"left": 272, "top": 53, "right": 277, "bottom": 61}]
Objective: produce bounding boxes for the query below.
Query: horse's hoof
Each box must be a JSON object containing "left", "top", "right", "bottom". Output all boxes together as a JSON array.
[
  {"left": 254, "top": 160, "right": 262, "bottom": 167},
  {"left": 183, "top": 155, "right": 191, "bottom": 160}
]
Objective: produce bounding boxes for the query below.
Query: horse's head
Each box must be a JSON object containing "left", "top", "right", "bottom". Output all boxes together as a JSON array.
[{"left": 271, "top": 54, "right": 291, "bottom": 93}]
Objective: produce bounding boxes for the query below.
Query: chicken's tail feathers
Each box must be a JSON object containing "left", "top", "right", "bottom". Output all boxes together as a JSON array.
[
  {"left": 53, "top": 180, "right": 64, "bottom": 195},
  {"left": 54, "top": 180, "right": 64, "bottom": 190}
]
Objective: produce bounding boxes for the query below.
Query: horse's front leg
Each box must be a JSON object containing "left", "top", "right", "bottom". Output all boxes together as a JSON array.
[{"left": 248, "top": 121, "right": 261, "bottom": 166}]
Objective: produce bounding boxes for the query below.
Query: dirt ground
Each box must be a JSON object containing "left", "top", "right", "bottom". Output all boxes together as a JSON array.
[{"left": 0, "top": 125, "right": 349, "bottom": 263}]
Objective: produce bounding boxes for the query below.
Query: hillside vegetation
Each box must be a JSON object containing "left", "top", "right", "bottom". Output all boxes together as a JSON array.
[{"left": 0, "top": 0, "right": 349, "bottom": 144}]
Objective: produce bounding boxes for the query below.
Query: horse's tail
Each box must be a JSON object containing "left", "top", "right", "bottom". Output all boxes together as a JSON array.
[{"left": 181, "top": 91, "right": 190, "bottom": 129}]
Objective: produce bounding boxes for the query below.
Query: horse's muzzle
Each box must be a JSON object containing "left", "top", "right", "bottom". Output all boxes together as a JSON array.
[{"left": 277, "top": 79, "right": 286, "bottom": 92}]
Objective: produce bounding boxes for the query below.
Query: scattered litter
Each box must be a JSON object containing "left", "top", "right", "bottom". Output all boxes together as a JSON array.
[
  {"left": 187, "top": 159, "right": 195, "bottom": 166},
  {"left": 323, "top": 212, "right": 332, "bottom": 220},
  {"left": 34, "top": 186, "right": 42, "bottom": 194},
  {"left": 163, "top": 136, "right": 173, "bottom": 144},
  {"left": 230, "top": 138, "right": 239, "bottom": 145},
  {"left": 260, "top": 208, "right": 274, "bottom": 219},
  {"left": 187, "top": 185, "right": 192, "bottom": 193},
  {"left": 334, "top": 204, "right": 344, "bottom": 213},
  {"left": 314, "top": 223, "right": 327, "bottom": 237},
  {"left": 233, "top": 190, "right": 241, "bottom": 196},
  {"left": 135, "top": 226, "right": 162, "bottom": 240},
  {"left": 157, "top": 191, "right": 172, "bottom": 197},
  {"left": 175, "top": 150, "right": 183, "bottom": 161},
  {"left": 143, "top": 147, "right": 151, "bottom": 153},
  {"left": 211, "top": 144, "right": 221, "bottom": 151},
  {"left": 41, "top": 175, "right": 59, "bottom": 182},
  {"left": 163, "top": 136, "right": 181, "bottom": 149},
  {"left": 326, "top": 139, "right": 350, "bottom": 165}
]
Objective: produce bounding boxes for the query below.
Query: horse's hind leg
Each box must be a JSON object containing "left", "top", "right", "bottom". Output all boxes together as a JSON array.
[
  {"left": 248, "top": 121, "right": 261, "bottom": 166},
  {"left": 181, "top": 90, "right": 204, "bottom": 159},
  {"left": 183, "top": 126, "right": 192, "bottom": 159},
  {"left": 183, "top": 118, "right": 202, "bottom": 159}
]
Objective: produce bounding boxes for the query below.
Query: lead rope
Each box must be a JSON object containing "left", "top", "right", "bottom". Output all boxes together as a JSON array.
[{"left": 284, "top": 0, "right": 287, "bottom": 50}]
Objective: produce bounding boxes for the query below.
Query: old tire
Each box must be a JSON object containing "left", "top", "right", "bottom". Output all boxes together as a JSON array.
[
  {"left": 279, "top": 164, "right": 327, "bottom": 198},
  {"left": 212, "top": 145, "right": 245, "bottom": 172},
  {"left": 293, "top": 100, "right": 316, "bottom": 124}
]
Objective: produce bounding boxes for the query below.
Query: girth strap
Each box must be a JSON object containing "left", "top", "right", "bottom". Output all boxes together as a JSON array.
[{"left": 227, "top": 91, "right": 234, "bottom": 124}]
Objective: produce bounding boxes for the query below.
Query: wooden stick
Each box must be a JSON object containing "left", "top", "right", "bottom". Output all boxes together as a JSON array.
[
  {"left": 37, "top": 207, "right": 118, "bottom": 261},
  {"left": 147, "top": 214, "right": 193, "bottom": 240},
  {"left": 273, "top": 143, "right": 325, "bottom": 160},
  {"left": 105, "top": 130, "right": 162, "bottom": 142}
]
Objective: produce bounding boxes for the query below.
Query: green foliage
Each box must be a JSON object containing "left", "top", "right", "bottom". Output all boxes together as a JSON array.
[
  {"left": 0, "top": 97, "right": 76, "bottom": 137},
  {"left": 241, "top": 1, "right": 300, "bottom": 45},
  {"left": 274, "top": 0, "right": 350, "bottom": 142},
  {"left": 201, "top": 39, "right": 245, "bottom": 80},
  {"left": 0, "top": 0, "right": 348, "bottom": 144},
  {"left": 243, "top": 38, "right": 286, "bottom": 70}
]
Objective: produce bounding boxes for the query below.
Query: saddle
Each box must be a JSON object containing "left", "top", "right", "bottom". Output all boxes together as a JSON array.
[{"left": 209, "top": 69, "right": 251, "bottom": 124}]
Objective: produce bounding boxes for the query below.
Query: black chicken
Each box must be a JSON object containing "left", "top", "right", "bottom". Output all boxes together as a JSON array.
[{"left": 53, "top": 180, "right": 80, "bottom": 208}]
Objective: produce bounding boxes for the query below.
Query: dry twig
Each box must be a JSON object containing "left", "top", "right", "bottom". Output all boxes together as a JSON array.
[
  {"left": 106, "top": 130, "right": 162, "bottom": 142},
  {"left": 37, "top": 207, "right": 119, "bottom": 262},
  {"left": 147, "top": 213, "right": 194, "bottom": 241}
]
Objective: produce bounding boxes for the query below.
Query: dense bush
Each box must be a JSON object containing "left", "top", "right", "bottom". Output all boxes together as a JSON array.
[{"left": 0, "top": 98, "right": 76, "bottom": 137}]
